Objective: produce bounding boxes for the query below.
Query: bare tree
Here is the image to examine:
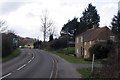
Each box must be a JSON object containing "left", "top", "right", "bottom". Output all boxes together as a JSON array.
[
  {"left": 41, "top": 11, "right": 55, "bottom": 42},
  {"left": 0, "top": 20, "right": 7, "bottom": 33}
]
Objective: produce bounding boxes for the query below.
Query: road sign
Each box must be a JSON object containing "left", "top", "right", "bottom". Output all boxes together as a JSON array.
[{"left": 13, "top": 38, "right": 18, "bottom": 47}]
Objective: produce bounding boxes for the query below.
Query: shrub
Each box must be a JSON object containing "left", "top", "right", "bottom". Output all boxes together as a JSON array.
[
  {"left": 49, "top": 37, "right": 67, "bottom": 50},
  {"left": 93, "top": 44, "right": 120, "bottom": 78},
  {"left": 2, "top": 33, "right": 18, "bottom": 57},
  {"left": 89, "top": 42, "right": 112, "bottom": 59}
]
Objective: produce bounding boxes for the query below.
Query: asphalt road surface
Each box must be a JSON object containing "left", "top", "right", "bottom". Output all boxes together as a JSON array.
[{"left": 1, "top": 49, "right": 57, "bottom": 79}]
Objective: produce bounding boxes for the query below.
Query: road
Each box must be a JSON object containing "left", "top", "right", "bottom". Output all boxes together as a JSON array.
[{"left": 1, "top": 49, "right": 57, "bottom": 79}]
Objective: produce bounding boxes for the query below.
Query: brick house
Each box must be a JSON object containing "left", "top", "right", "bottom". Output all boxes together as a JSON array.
[{"left": 75, "top": 25, "right": 116, "bottom": 59}]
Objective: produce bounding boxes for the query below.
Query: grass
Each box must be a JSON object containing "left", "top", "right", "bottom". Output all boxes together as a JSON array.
[
  {"left": 57, "top": 47, "right": 75, "bottom": 54},
  {"left": 77, "top": 67, "right": 102, "bottom": 78},
  {"left": 49, "top": 50, "right": 107, "bottom": 64},
  {"left": 49, "top": 51, "right": 92, "bottom": 63},
  {"left": 77, "top": 68, "right": 92, "bottom": 78},
  {"left": 95, "top": 58, "right": 108, "bottom": 64},
  {"left": 62, "top": 47, "right": 75, "bottom": 52},
  {"left": 0, "top": 48, "right": 21, "bottom": 62}
]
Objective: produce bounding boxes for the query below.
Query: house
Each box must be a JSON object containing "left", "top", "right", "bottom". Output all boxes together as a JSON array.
[{"left": 75, "top": 24, "right": 117, "bottom": 59}]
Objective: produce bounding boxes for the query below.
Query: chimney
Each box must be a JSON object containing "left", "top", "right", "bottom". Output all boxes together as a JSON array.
[{"left": 92, "top": 24, "right": 98, "bottom": 29}]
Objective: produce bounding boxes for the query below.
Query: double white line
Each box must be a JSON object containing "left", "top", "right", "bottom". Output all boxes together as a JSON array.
[{"left": 49, "top": 54, "right": 58, "bottom": 80}]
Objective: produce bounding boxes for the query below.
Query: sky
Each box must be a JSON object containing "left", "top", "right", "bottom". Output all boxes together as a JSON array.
[{"left": 0, "top": 0, "right": 119, "bottom": 41}]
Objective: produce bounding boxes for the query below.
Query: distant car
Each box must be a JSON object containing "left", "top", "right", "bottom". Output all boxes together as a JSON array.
[{"left": 19, "top": 46, "right": 24, "bottom": 48}]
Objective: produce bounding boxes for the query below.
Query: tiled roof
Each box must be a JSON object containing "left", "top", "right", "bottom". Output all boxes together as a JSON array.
[{"left": 78, "top": 26, "right": 113, "bottom": 42}]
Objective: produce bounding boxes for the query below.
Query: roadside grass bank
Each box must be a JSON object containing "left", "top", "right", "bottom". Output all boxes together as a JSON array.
[
  {"left": 76, "top": 67, "right": 102, "bottom": 78},
  {"left": 49, "top": 50, "right": 91, "bottom": 63},
  {"left": 0, "top": 48, "right": 21, "bottom": 62},
  {"left": 77, "top": 68, "right": 92, "bottom": 78},
  {"left": 48, "top": 50, "right": 107, "bottom": 64}
]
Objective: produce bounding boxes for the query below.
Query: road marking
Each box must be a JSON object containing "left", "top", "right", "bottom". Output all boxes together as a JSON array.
[
  {"left": 17, "top": 64, "right": 26, "bottom": 71},
  {"left": 0, "top": 73, "right": 12, "bottom": 79},
  {"left": 1, "top": 50, "right": 35, "bottom": 79},
  {"left": 49, "top": 57, "right": 54, "bottom": 80},
  {"left": 32, "top": 56, "right": 34, "bottom": 60},
  {"left": 28, "top": 60, "right": 31, "bottom": 63},
  {"left": 49, "top": 55, "right": 58, "bottom": 80}
]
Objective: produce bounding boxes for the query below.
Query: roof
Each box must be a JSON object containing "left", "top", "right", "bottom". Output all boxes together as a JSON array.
[{"left": 76, "top": 26, "right": 114, "bottom": 42}]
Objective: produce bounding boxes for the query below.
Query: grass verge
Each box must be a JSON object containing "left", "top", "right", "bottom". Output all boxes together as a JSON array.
[
  {"left": 77, "top": 67, "right": 102, "bottom": 78},
  {"left": 49, "top": 50, "right": 107, "bottom": 64},
  {"left": 0, "top": 48, "right": 21, "bottom": 62},
  {"left": 48, "top": 51, "right": 92, "bottom": 63},
  {"left": 76, "top": 68, "right": 92, "bottom": 78}
]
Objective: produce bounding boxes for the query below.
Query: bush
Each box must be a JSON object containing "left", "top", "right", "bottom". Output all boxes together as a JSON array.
[
  {"left": 92, "top": 42, "right": 120, "bottom": 78},
  {"left": 89, "top": 42, "right": 112, "bottom": 59},
  {"left": 49, "top": 37, "right": 68, "bottom": 50},
  {"left": 2, "top": 33, "right": 18, "bottom": 57}
]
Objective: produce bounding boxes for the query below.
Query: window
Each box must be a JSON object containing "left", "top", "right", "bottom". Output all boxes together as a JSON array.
[
  {"left": 84, "top": 50, "right": 87, "bottom": 55},
  {"left": 76, "top": 49, "right": 79, "bottom": 53},
  {"left": 89, "top": 41, "right": 92, "bottom": 45},
  {"left": 76, "top": 38, "right": 79, "bottom": 43},
  {"left": 85, "top": 42, "right": 86, "bottom": 45},
  {"left": 81, "top": 36, "right": 83, "bottom": 42}
]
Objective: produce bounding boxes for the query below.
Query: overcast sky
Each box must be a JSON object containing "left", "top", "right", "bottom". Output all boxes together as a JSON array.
[{"left": 0, "top": 0, "right": 119, "bottom": 40}]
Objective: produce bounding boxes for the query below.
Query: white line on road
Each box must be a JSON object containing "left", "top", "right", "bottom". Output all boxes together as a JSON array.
[
  {"left": 49, "top": 57, "right": 54, "bottom": 80},
  {"left": 28, "top": 60, "right": 32, "bottom": 63},
  {"left": 17, "top": 64, "right": 26, "bottom": 71},
  {"left": 49, "top": 55, "right": 58, "bottom": 80},
  {"left": 1, "top": 51, "right": 35, "bottom": 79},
  {"left": 0, "top": 73, "right": 12, "bottom": 79}
]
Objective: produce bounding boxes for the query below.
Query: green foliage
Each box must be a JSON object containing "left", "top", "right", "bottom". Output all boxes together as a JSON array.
[
  {"left": 89, "top": 43, "right": 111, "bottom": 59},
  {"left": 2, "top": 33, "right": 18, "bottom": 57},
  {"left": 33, "top": 40, "right": 42, "bottom": 49},
  {"left": 49, "top": 34, "right": 54, "bottom": 42},
  {"left": 77, "top": 67, "right": 102, "bottom": 78},
  {"left": 93, "top": 45, "right": 120, "bottom": 78},
  {"left": 49, "top": 50, "right": 92, "bottom": 63},
  {"left": 111, "top": 12, "right": 120, "bottom": 39},
  {"left": 49, "top": 36, "right": 68, "bottom": 50},
  {"left": 57, "top": 47, "right": 75, "bottom": 54},
  {"left": 60, "top": 17, "right": 79, "bottom": 37},
  {"left": 75, "top": 22, "right": 88, "bottom": 36},
  {"left": 1, "top": 48, "right": 20, "bottom": 62},
  {"left": 80, "top": 3, "right": 100, "bottom": 28},
  {"left": 77, "top": 68, "right": 92, "bottom": 78}
]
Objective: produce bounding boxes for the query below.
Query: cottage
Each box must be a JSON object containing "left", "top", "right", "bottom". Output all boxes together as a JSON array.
[{"left": 75, "top": 24, "right": 116, "bottom": 59}]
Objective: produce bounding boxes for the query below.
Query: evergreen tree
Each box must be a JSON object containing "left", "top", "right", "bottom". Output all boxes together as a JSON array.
[
  {"left": 111, "top": 12, "right": 120, "bottom": 39},
  {"left": 60, "top": 17, "right": 79, "bottom": 37},
  {"left": 49, "top": 34, "right": 54, "bottom": 42},
  {"left": 80, "top": 3, "right": 100, "bottom": 29}
]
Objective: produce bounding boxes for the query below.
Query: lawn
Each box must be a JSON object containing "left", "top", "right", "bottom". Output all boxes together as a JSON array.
[
  {"left": 49, "top": 50, "right": 107, "bottom": 64},
  {"left": 0, "top": 48, "right": 21, "bottom": 62},
  {"left": 77, "top": 68, "right": 92, "bottom": 78},
  {"left": 77, "top": 67, "right": 102, "bottom": 78},
  {"left": 49, "top": 51, "right": 92, "bottom": 63},
  {"left": 57, "top": 47, "right": 75, "bottom": 54}
]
